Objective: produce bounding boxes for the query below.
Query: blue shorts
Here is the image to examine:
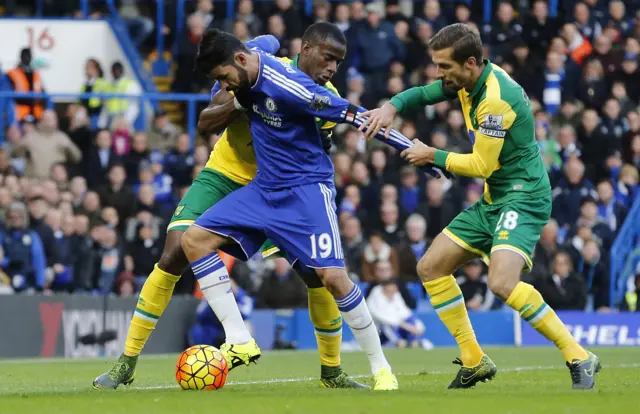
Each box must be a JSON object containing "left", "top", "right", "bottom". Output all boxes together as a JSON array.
[{"left": 194, "top": 181, "right": 345, "bottom": 269}]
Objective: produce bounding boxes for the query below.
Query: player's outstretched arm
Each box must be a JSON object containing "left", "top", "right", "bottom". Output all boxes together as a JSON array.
[
  {"left": 402, "top": 99, "right": 512, "bottom": 179},
  {"left": 269, "top": 73, "right": 452, "bottom": 178},
  {"left": 196, "top": 86, "right": 246, "bottom": 136},
  {"left": 358, "top": 80, "right": 457, "bottom": 139}
]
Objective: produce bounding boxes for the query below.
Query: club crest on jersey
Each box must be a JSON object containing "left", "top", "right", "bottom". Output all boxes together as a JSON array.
[
  {"left": 265, "top": 98, "right": 278, "bottom": 112},
  {"left": 310, "top": 94, "right": 330, "bottom": 111}
]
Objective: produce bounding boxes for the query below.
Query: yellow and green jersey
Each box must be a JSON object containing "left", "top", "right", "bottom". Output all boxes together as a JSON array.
[
  {"left": 389, "top": 59, "right": 550, "bottom": 204},
  {"left": 206, "top": 55, "right": 339, "bottom": 185}
]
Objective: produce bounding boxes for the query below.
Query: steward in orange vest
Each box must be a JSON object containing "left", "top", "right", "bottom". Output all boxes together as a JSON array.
[{"left": 7, "top": 48, "right": 44, "bottom": 122}]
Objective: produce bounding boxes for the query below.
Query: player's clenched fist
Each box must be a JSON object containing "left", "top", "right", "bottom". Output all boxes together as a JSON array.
[{"left": 358, "top": 102, "right": 398, "bottom": 140}]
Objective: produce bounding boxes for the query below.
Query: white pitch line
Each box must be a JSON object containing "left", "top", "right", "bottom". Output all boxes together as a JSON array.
[{"left": 135, "top": 363, "right": 640, "bottom": 390}]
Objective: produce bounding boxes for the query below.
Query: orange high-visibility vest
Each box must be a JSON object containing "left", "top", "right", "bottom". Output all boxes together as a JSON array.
[{"left": 7, "top": 67, "right": 44, "bottom": 121}]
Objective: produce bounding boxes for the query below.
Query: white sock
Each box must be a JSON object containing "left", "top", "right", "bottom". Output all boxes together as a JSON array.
[
  {"left": 191, "top": 252, "right": 252, "bottom": 344},
  {"left": 335, "top": 284, "right": 391, "bottom": 375}
]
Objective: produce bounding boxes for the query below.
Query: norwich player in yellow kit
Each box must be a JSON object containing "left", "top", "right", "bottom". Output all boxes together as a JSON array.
[
  {"left": 94, "top": 25, "right": 366, "bottom": 390},
  {"left": 361, "top": 24, "right": 600, "bottom": 390}
]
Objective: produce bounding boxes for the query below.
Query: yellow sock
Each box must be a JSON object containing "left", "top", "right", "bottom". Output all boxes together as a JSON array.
[
  {"left": 124, "top": 264, "right": 180, "bottom": 356},
  {"left": 506, "top": 282, "right": 588, "bottom": 362},
  {"left": 308, "top": 287, "right": 342, "bottom": 367},
  {"left": 424, "top": 276, "right": 484, "bottom": 366}
]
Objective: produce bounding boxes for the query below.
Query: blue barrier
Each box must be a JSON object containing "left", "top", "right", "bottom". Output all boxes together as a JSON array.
[
  {"left": 0, "top": 91, "right": 209, "bottom": 145},
  {"left": 610, "top": 195, "right": 640, "bottom": 308},
  {"left": 250, "top": 309, "right": 516, "bottom": 351},
  {"left": 521, "top": 311, "right": 640, "bottom": 347}
]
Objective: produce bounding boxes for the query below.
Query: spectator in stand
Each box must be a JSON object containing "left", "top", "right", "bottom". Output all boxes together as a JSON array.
[
  {"left": 532, "top": 219, "right": 562, "bottom": 280},
  {"left": 601, "top": 98, "right": 629, "bottom": 147},
  {"left": 577, "top": 109, "right": 608, "bottom": 181},
  {"left": 398, "top": 165, "right": 419, "bottom": 216},
  {"left": 539, "top": 51, "right": 576, "bottom": 115},
  {"left": 360, "top": 231, "right": 399, "bottom": 282},
  {"left": 568, "top": 196, "right": 615, "bottom": 251},
  {"left": 576, "top": 239, "right": 610, "bottom": 311},
  {"left": 422, "top": 0, "right": 447, "bottom": 32},
  {"left": 148, "top": 109, "right": 181, "bottom": 154},
  {"left": 79, "top": 58, "right": 108, "bottom": 129},
  {"left": 552, "top": 156, "right": 597, "bottom": 229},
  {"left": 348, "top": 2, "right": 405, "bottom": 107},
  {"left": 26, "top": 195, "right": 61, "bottom": 271},
  {"left": 125, "top": 221, "right": 163, "bottom": 289},
  {"left": 256, "top": 258, "right": 307, "bottom": 309},
  {"left": 613, "top": 164, "right": 639, "bottom": 209},
  {"left": 228, "top": 0, "right": 262, "bottom": 38},
  {"left": 561, "top": 23, "right": 593, "bottom": 66},
  {"left": 110, "top": 116, "right": 132, "bottom": 157},
  {"left": 91, "top": 226, "right": 122, "bottom": 294},
  {"left": 193, "top": 0, "right": 215, "bottom": 28},
  {"left": 98, "top": 164, "right": 136, "bottom": 229},
  {"left": 84, "top": 129, "right": 120, "bottom": 189},
  {"left": 397, "top": 213, "right": 428, "bottom": 282},
  {"left": 273, "top": 0, "right": 303, "bottom": 39},
  {"left": 457, "top": 259, "right": 494, "bottom": 311},
  {"left": 508, "top": 39, "right": 541, "bottom": 98},
  {"left": 78, "top": 191, "right": 102, "bottom": 227},
  {"left": 124, "top": 132, "right": 151, "bottom": 185},
  {"left": 334, "top": 3, "right": 350, "bottom": 33},
  {"left": 165, "top": 134, "right": 195, "bottom": 192},
  {"left": 596, "top": 179, "right": 627, "bottom": 232},
  {"left": 267, "top": 14, "right": 290, "bottom": 58},
  {"left": 416, "top": 178, "right": 461, "bottom": 240},
  {"left": 173, "top": 13, "right": 207, "bottom": 93},
  {"left": 574, "top": 2, "right": 602, "bottom": 43},
  {"left": 378, "top": 201, "right": 405, "bottom": 246},
  {"left": 366, "top": 260, "right": 424, "bottom": 348},
  {"left": 342, "top": 215, "right": 365, "bottom": 280},
  {"left": 7, "top": 48, "right": 45, "bottom": 123},
  {"left": 537, "top": 251, "right": 587, "bottom": 311},
  {"left": 577, "top": 60, "right": 608, "bottom": 111},
  {"left": 47, "top": 210, "right": 75, "bottom": 292},
  {"left": 523, "top": 0, "right": 559, "bottom": 61},
  {"left": 484, "top": 1, "right": 523, "bottom": 62},
  {"left": 14, "top": 110, "right": 81, "bottom": 179},
  {"left": 0, "top": 201, "right": 46, "bottom": 293},
  {"left": 99, "top": 62, "right": 141, "bottom": 130},
  {"left": 606, "top": 0, "right": 634, "bottom": 38}
]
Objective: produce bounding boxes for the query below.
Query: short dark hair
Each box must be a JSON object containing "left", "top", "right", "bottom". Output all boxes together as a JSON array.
[
  {"left": 196, "top": 28, "right": 249, "bottom": 74},
  {"left": 428, "top": 23, "right": 483, "bottom": 65},
  {"left": 302, "top": 22, "right": 346, "bottom": 46}
]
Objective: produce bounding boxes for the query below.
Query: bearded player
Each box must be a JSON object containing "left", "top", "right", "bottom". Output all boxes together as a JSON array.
[
  {"left": 94, "top": 23, "right": 368, "bottom": 390},
  {"left": 359, "top": 23, "right": 600, "bottom": 390}
]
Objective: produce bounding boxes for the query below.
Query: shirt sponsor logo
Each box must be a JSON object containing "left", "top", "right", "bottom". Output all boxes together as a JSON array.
[{"left": 252, "top": 104, "right": 282, "bottom": 128}]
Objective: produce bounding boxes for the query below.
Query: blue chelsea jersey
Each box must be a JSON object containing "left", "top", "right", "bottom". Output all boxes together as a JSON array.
[{"left": 247, "top": 51, "right": 355, "bottom": 189}]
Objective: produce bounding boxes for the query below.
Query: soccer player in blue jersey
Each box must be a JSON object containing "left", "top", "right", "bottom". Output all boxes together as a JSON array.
[{"left": 178, "top": 27, "right": 444, "bottom": 390}]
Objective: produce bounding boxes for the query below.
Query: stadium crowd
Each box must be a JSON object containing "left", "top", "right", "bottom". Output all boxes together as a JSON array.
[{"left": 0, "top": 0, "right": 639, "bottom": 330}]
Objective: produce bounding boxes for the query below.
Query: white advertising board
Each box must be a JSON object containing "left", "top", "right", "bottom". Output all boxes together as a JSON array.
[{"left": 0, "top": 19, "right": 141, "bottom": 99}]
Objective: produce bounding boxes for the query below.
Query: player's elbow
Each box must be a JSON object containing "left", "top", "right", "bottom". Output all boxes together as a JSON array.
[{"left": 472, "top": 160, "right": 495, "bottom": 179}]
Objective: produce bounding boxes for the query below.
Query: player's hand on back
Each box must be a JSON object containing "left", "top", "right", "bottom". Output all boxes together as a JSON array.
[{"left": 358, "top": 102, "right": 398, "bottom": 140}]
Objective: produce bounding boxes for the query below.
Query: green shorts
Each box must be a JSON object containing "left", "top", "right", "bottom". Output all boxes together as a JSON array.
[
  {"left": 168, "top": 168, "right": 281, "bottom": 258},
  {"left": 443, "top": 192, "right": 552, "bottom": 272}
]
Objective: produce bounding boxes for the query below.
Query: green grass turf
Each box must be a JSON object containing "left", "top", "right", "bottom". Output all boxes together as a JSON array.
[{"left": 0, "top": 347, "right": 638, "bottom": 414}]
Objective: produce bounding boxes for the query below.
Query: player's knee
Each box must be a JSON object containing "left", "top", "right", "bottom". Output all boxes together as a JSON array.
[
  {"left": 315, "top": 268, "right": 346, "bottom": 296},
  {"left": 181, "top": 227, "right": 211, "bottom": 259},
  {"left": 487, "top": 251, "right": 522, "bottom": 299},
  {"left": 417, "top": 254, "right": 438, "bottom": 282},
  {"left": 158, "top": 234, "right": 189, "bottom": 276}
]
